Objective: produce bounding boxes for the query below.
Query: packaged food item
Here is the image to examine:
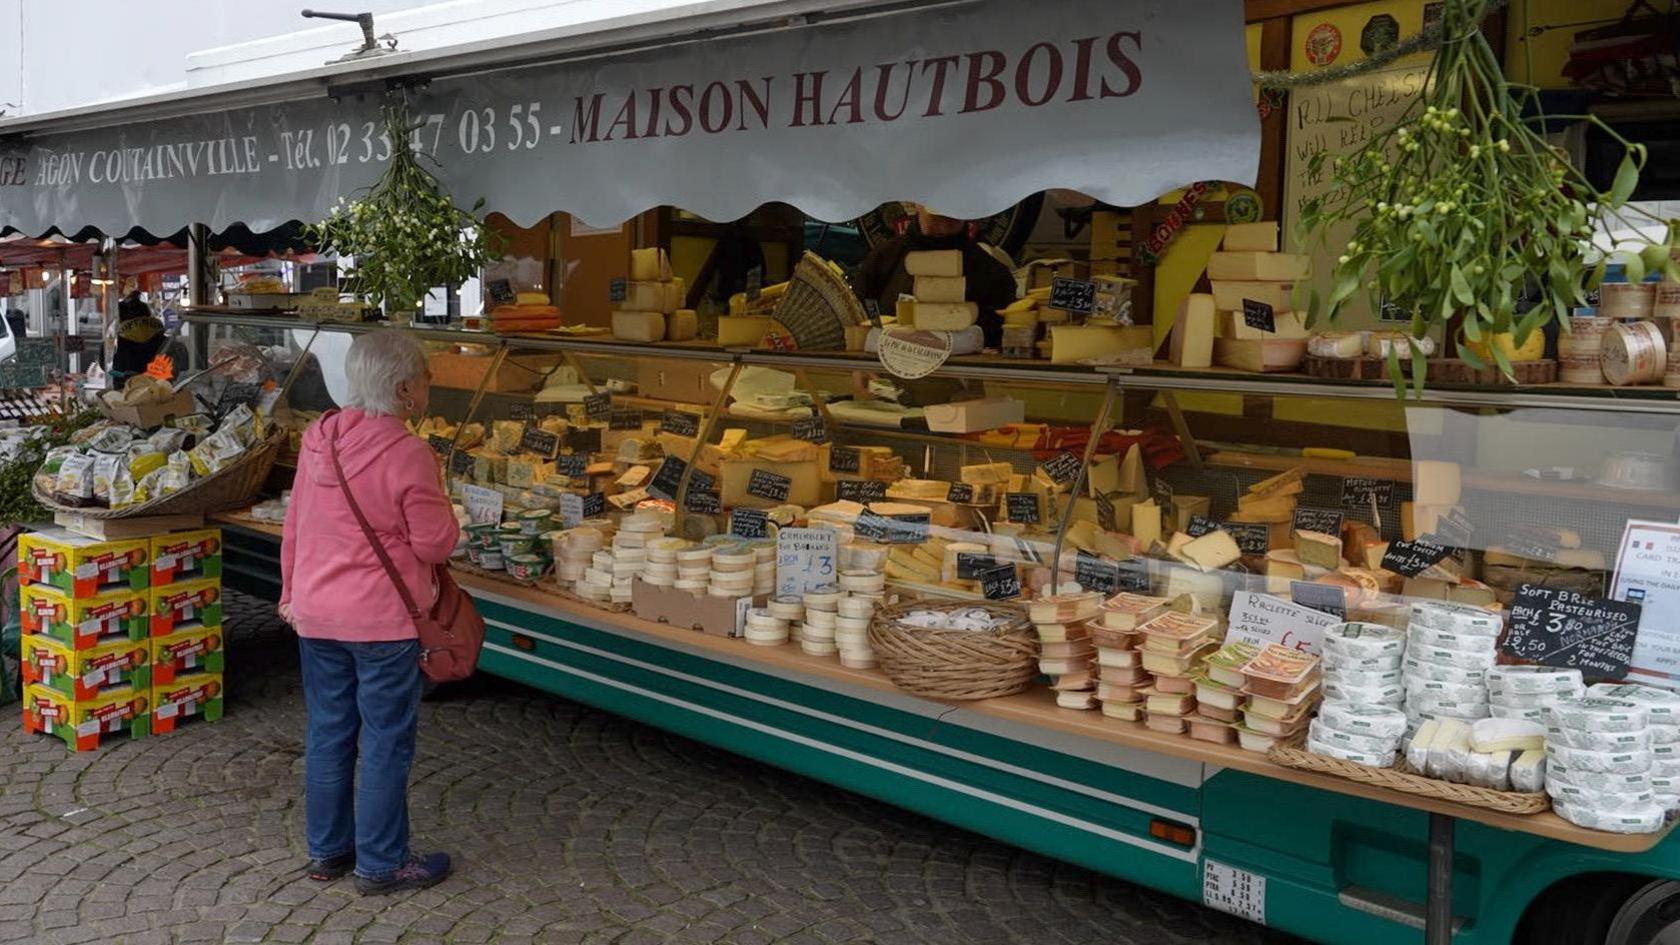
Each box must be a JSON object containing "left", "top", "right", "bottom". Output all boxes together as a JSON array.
[
  {"left": 1587, "top": 683, "right": 1680, "bottom": 723},
  {"left": 1406, "top": 692, "right": 1491, "bottom": 720},
  {"left": 1488, "top": 665, "right": 1584, "bottom": 696},
  {"left": 1406, "top": 718, "right": 1440, "bottom": 770},
  {"left": 1469, "top": 718, "right": 1544, "bottom": 753},
  {"left": 1466, "top": 749, "right": 1512, "bottom": 790},
  {"left": 1547, "top": 698, "right": 1650, "bottom": 733},
  {"left": 1401, "top": 655, "right": 1487, "bottom": 684},
  {"left": 1489, "top": 704, "right": 1547, "bottom": 723},
  {"left": 1324, "top": 680, "right": 1404, "bottom": 706},
  {"left": 1241, "top": 644, "right": 1320, "bottom": 700},
  {"left": 1322, "top": 650, "right": 1404, "bottom": 673},
  {"left": 1548, "top": 726, "right": 1654, "bottom": 752},
  {"left": 1425, "top": 718, "right": 1473, "bottom": 781},
  {"left": 1306, "top": 735, "right": 1395, "bottom": 767},
  {"left": 54, "top": 453, "right": 96, "bottom": 499},
  {"left": 87, "top": 426, "right": 136, "bottom": 454},
  {"left": 90, "top": 451, "right": 125, "bottom": 503},
  {"left": 1321, "top": 621, "right": 1405, "bottom": 660},
  {"left": 1509, "top": 750, "right": 1546, "bottom": 792},
  {"left": 1203, "top": 641, "right": 1260, "bottom": 689},
  {"left": 1551, "top": 800, "right": 1666, "bottom": 834},
  {"left": 1406, "top": 643, "right": 1498, "bottom": 670},
  {"left": 1319, "top": 702, "right": 1409, "bottom": 739},
  {"left": 1246, "top": 682, "right": 1321, "bottom": 721},
  {"left": 1407, "top": 625, "right": 1497, "bottom": 655},
  {"left": 1309, "top": 719, "right": 1398, "bottom": 755},
  {"left": 1547, "top": 743, "right": 1651, "bottom": 775},
  {"left": 1331, "top": 666, "right": 1404, "bottom": 689},
  {"left": 1408, "top": 600, "right": 1502, "bottom": 636}
]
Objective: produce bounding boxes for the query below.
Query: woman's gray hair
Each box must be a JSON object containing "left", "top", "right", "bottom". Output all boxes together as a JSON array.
[{"left": 342, "top": 330, "right": 427, "bottom": 416}]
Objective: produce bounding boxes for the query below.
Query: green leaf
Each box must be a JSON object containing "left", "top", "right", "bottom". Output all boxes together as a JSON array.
[
  {"left": 1641, "top": 243, "right": 1672, "bottom": 278},
  {"left": 1386, "top": 343, "right": 1406, "bottom": 400},
  {"left": 1490, "top": 343, "right": 1514, "bottom": 383},
  {"left": 1458, "top": 341, "right": 1488, "bottom": 371},
  {"left": 1463, "top": 308, "right": 1483, "bottom": 342},
  {"left": 1623, "top": 249, "right": 1646, "bottom": 287},
  {"left": 1328, "top": 271, "right": 1361, "bottom": 310},
  {"left": 1609, "top": 152, "right": 1639, "bottom": 209},
  {"left": 1450, "top": 264, "right": 1475, "bottom": 307},
  {"left": 1410, "top": 339, "right": 1427, "bottom": 397},
  {"left": 1513, "top": 306, "right": 1546, "bottom": 349}
]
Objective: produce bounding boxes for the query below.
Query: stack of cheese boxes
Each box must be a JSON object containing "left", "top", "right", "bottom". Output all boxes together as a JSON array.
[
  {"left": 1030, "top": 592, "right": 1101, "bottom": 709},
  {"left": 1138, "top": 611, "right": 1223, "bottom": 735},
  {"left": 1311, "top": 622, "right": 1410, "bottom": 766},
  {"left": 902, "top": 251, "right": 977, "bottom": 332},
  {"left": 1171, "top": 223, "right": 1310, "bottom": 369},
  {"left": 579, "top": 514, "right": 666, "bottom": 604},
  {"left": 18, "top": 527, "right": 226, "bottom": 751},
  {"left": 611, "top": 248, "right": 697, "bottom": 343},
  {"left": 1544, "top": 695, "right": 1666, "bottom": 833}
]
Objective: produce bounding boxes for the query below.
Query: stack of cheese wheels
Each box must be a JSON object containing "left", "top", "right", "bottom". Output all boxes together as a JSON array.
[
  {"left": 642, "top": 537, "right": 690, "bottom": 587},
  {"left": 768, "top": 595, "right": 805, "bottom": 643},
  {"left": 801, "top": 584, "right": 842, "bottom": 656},
  {"left": 1558, "top": 312, "right": 1611, "bottom": 384},
  {"left": 675, "top": 545, "right": 714, "bottom": 596},
  {"left": 752, "top": 540, "right": 778, "bottom": 596},
  {"left": 743, "top": 607, "right": 791, "bottom": 647},
  {"left": 608, "top": 514, "right": 668, "bottom": 604},
  {"left": 556, "top": 527, "right": 604, "bottom": 586},
  {"left": 835, "top": 594, "right": 879, "bottom": 669},
  {"left": 709, "top": 543, "right": 758, "bottom": 599}
]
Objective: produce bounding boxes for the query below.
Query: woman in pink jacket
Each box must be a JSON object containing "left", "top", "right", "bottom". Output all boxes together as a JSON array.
[{"left": 280, "top": 330, "right": 460, "bottom": 895}]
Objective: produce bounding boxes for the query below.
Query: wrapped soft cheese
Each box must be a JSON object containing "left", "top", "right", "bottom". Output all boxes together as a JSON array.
[
  {"left": 1408, "top": 625, "right": 1497, "bottom": 655},
  {"left": 1406, "top": 694, "right": 1491, "bottom": 720},
  {"left": 1322, "top": 621, "right": 1405, "bottom": 660},
  {"left": 1408, "top": 600, "right": 1502, "bottom": 636},
  {"left": 1405, "top": 678, "right": 1486, "bottom": 704},
  {"left": 1549, "top": 761, "right": 1652, "bottom": 795},
  {"left": 1426, "top": 718, "right": 1473, "bottom": 781},
  {"left": 1469, "top": 718, "right": 1545, "bottom": 753},
  {"left": 1547, "top": 779, "right": 1654, "bottom": 809},
  {"left": 1408, "top": 643, "right": 1499, "bottom": 670},
  {"left": 1587, "top": 683, "right": 1680, "bottom": 723},
  {"left": 1325, "top": 666, "right": 1403, "bottom": 689},
  {"left": 1407, "top": 719, "right": 1440, "bottom": 770},
  {"left": 1547, "top": 743, "right": 1651, "bottom": 775},
  {"left": 1307, "top": 735, "right": 1396, "bottom": 768},
  {"left": 1325, "top": 680, "right": 1405, "bottom": 706},
  {"left": 1490, "top": 665, "right": 1585, "bottom": 696},
  {"left": 1401, "top": 655, "right": 1487, "bottom": 684},
  {"left": 1323, "top": 650, "right": 1403, "bottom": 673},
  {"left": 1489, "top": 704, "right": 1548, "bottom": 723},
  {"left": 1491, "top": 689, "right": 1573, "bottom": 710},
  {"left": 1320, "top": 702, "right": 1409, "bottom": 739},
  {"left": 1309, "top": 719, "right": 1399, "bottom": 755},
  {"left": 1466, "top": 749, "right": 1512, "bottom": 790},
  {"left": 1548, "top": 725, "right": 1654, "bottom": 753},
  {"left": 1509, "top": 750, "right": 1546, "bottom": 793},
  {"left": 1548, "top": 698, "right": 1650, "bottom": 733},
  {"left": 1552, "top": 799, "right": 1666, "bottom": 834}
]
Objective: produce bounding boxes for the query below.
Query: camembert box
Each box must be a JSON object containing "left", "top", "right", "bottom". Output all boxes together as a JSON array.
[
  {"left": 20, "top": 584, "right": 149, "bottom": 650},
  {"left": 18, "top": 529, "right": 150, "bottom": 597},
  {"left": 151, "top": 628, "right": 226, "bottom": 685},
  {"left": 149, "top": 579, "right": 223, "bottom": 637},
  {"left": 149, "top": 529, "right": 223, "bottom": 586},
  {"left": 22, "top": 684, "right": 150, "bottom": 751},
  {"left": 151, "top": 673, "right": 224, "bottom": 735},
  {"left": 21, "top": 633, "right": 151, "bottom": 700}
]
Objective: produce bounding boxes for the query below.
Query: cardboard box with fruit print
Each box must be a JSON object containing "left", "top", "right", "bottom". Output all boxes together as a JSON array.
[
  {"left": 17, "top": 529, "right": 149, "bottom": 597},
  {"left": 21, "top": 634, "right": 150, "bottom": 700},
  {"left": 150, "top": 673, "right": 223, "bottom": 735},
  {"left": 21, "top": 684, "right": 150, "bottom": 751},
  {"left": 20, "top": 584, "right": 149, "bottom": 650}
]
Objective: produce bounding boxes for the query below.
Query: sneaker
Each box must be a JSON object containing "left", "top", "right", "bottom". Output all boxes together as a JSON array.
[
  {"left": 306, "top": 853, "right": 355, "bottom": 882},
  {"left": 354, "top": 852, "right": 451, "bottom": 896}
]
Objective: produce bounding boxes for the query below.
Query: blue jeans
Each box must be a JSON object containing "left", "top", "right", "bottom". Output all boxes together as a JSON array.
[{"left": 298, "top": 637, "right": 421, "bottom": 879}]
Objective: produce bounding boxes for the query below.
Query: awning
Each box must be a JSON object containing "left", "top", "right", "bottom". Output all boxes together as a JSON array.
[{"left": 0, "top": 0, "right": 1258, "bottom": 235}]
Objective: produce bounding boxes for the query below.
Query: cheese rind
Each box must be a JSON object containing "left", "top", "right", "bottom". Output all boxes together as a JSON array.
[
  {"left": 914, "top": 276, "right": 967, "bottom": 303},
  {"left": 905, "top": 250, "right": 963, "bottom": 277},
  {"left": 717, "top": 316, "right": 771, "bottom": 346},
  {"left": 1223, "top": 222, "right": 1280, "bottom": 253},
  {"left": 1294, "top": 529, "right": 1343, "bottom": 570},
  {"left": 914, "top": 302, "right": 979, "bottom": 331},
  {"left": 630, "top": 248, "right": 672, "bottom": 281},
  {"left": 1206, "top": 252, "right": 1311, "bottom": 282},
  {"left": 1211, "top": 280, "right": 1296, "bottom": 313},
  {"left": 1169, "top": 294, "right": 1216, "bottom": 368},
  {"left": 1049, "top": 325, "right": 1154, "bottom": 365},
  {"left": 1131, "top": 501, "right": 1162, "bottom": 548},
  {"left": 666, "top": 309, "right": 698, "bottom": 342}
]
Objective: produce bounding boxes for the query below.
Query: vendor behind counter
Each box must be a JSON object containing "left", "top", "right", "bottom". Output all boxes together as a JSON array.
[{"left": 853, "top": 208, "right": 1017, "bottom": 348}]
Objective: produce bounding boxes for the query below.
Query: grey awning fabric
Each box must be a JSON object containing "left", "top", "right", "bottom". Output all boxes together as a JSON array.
[{"left": 0, "top": 0, "right": 1258, "bottom": 236}]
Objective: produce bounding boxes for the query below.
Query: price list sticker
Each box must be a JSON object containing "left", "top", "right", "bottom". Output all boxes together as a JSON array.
[{"left": 1203, "top": 861, "right": 1266, "bottom": 925}]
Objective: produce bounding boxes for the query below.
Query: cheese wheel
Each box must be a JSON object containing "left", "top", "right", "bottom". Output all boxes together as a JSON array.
[{"left": 1603, "top": 320, "right": 1667, "bottom": 385}]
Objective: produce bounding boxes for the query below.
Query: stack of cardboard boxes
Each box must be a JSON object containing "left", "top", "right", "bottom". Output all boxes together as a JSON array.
[{"left": 20, "top": 527, "right": 225, "bottom": 750}]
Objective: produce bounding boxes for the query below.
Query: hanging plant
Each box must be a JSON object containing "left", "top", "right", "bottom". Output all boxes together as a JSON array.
[
  {"left": 301, "top": 95, "right": 502, "bottom": 315},
  {"left": 1296, "top": 0, "right": 1677, "bottom": 393}
]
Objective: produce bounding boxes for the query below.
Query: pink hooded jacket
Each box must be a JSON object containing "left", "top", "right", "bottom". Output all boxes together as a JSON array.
[{"left": 280, "top": 409, "right": 460, "bottom": 642}]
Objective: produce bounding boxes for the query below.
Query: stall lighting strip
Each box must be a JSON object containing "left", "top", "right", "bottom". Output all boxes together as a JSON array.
[{"left": 481, "top": 636, "right": 1201, "bottom": 864}]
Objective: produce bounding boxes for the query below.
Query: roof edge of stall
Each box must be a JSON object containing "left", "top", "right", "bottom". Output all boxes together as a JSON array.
[{"left": 0, "top": 0, "right": 965, "bottom": 138}]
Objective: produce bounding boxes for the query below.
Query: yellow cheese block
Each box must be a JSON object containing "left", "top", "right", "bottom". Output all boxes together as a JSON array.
[
  {"left": 1414, "top": 460, "right": 1461, "bottom": 506},
  {"left": 915, "top": 302, "right": 979, "bottom": 331},
  {"left": 905, "top": 250, "right": 962, "bottom": 277},
  {"left": 1169, "top": 294, "right": 1216, "bottom": 368},
  {"left": 1181, "top": 530, "right": 1241, "bottom": 572},
  {"left": 1246, "top": 467, "right": 1304, "bottom": 500},
  {"left": 667, "top": 309, "right": 698, "bottom": 342},
  {"left": 1293, "top": 529, "right": 1343, "bottom": 570},
  {"left": 1206, "top": 252, "right": 1311, "bottom": 282},
  {"left": 914, "top": 276, "right": 967, "bottom": 304},
  {"left": 1223, "top": 222, "right": 1280, "bottom": 253},
  {"left": 962, "top": 462, "right": 1014, "bottom": 485},
  {"left": 516, "top": 291, "right": 550, "bottom": 306},
  {"left": 611, "top": 311, "right": 666, "bottom": 342},
  {"left": 667, "top": 278, "right": 687, "bottom": 313},
  {"left": 1220, "top": 310, "right": 1308, "bottom": 340},
  {"left": 618, "top": 280, "right": 674, "bottom": 314},
  {"left": 1463, "top": 330, "right": 1545, "bottom": 363},
  {"left": 1002, "top": 297, "right": 1038, "bottom": 314},
  {"left": 1049, "top": 325, "right": 1153, "bottom": 366},
  {"left": 1170, "top": 495, "right": 1210, "bottom": 531},
  {"left": 717, "top": 316, "right": 771, "bottom": 346},
  {"left": 1210, "top": 280, "right": 1297, "bottom": 314},
  {"left": 630, "top": 247, "right": 672, "bottom": 282},
  {"left": 1131, "top": 501, "right": 1162, "bottom": 548},
  {"left": 1228, "top": 495, "right": 1294, "bottom": 523}
]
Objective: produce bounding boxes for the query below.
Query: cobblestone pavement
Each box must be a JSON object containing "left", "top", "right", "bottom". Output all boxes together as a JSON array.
[{"left": 0, "top": 591, "right": 1304, "bottom": 945}]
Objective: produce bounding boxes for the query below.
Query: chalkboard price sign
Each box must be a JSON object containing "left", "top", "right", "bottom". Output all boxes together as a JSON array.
[
  {"left": 979, "top": 564, "right": 1022, "bottom": 600},
  {"left": 520, "top": 427, "right": 560, "bottom": 459},
  {"left": 1504, "top": 585, "right": 1641, "bottom": 678},
  {"left": 1005, "top": 492, "right": 1041, "bottom": 525},
  {"left": 583, "top": 392, "right": 612, "bottom": 420},
  {"left": 566, "top": 427, "right": 602, "bottom": 454},
  {"left": 1432, "top": 507, "right": 1476, "bottom": 552},
  {"left": 555, "top": 453, "right": 589, "bottom": 477},
  {"left": 1074, "top": 552, "right": 1120, "bottom": 594},
  {"left": 609, "top": 409, "right": 644, "bottom": 430},
  {"left": 1049, "top": 277, "right": 1097, "bottom": 315},
  {"left": 1340, "top": 477, "right": 1394, "bottom": 509},
  {"left": 581, "top": 492, "right": 607, "bottom": 518},
  {"left": 730, "top": 508, "right": 770, "bottom": 539},
  {"left": 609, "top": 277, "right": 627, "bottom": 303},
  {"left": 684, "top": 489, "right": 722, "bottom": 515},
  {"left": 792, "top": 416, "right": 829, "bottom": 444},
  {"left": 956, "top": 552, "right": 999, "bottom": 580},
  {"left": 1186, "top": 515, "right": 1218, "bottom": 538},
  {"left": 1380, "top": 537, "right": 1451, "bottom": 578},
  {"left": 660, "top": 410, "right": 699, "bottom": 437},
  {"left": 828, "top": 447, "right": 860, "bottom": 474},
  {"left": 1038, "top": 451, "right": 1083, "bottom": 486},
  {"left": 1095, "top": 492, "right": 1118, "bottom": 531},
  {"left": 508, "top": 402, "right": 534, "bottom": 422},
  {"left": 427, "top": 435, "right": 453, "bottom": 457},
  {"left": 1290, "top": 580, "right": 1347, "bottom": 620},
  {"left": 1114, "top": 559, "right": 1152, "bottom": 593},
  {"left": 647, "top": 457, "right": 686, "bottom": 501},
  {"left": 835, "top": 479, "right": 887, "bottom": 503},
  {"left": 947, "top": 482, "right": 975, "bottom": 504},
  {"left": 747, "top": 469, "right": 791, "bottom": 503},
  {"left": 1292, "top": 506, "right": 1345, "bottom": 536},
  {"left": 1221, "top": 522, "right": 1272, "bottom": 556},
  {"left": 486, "top": 278, "right": 516, "bottom": 306},
  {"left": 449, "top": 449, "right": 476, "bottom": 477},
  {"left": 1241, "top": 298, "right": 1276, "bottom": 333}
]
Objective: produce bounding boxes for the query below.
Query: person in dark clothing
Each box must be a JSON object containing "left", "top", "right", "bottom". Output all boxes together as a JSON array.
[
  {"left": 111, "top": 293, "right": 167, "bottom": 381},
  {"left": 4, "top": 309, "right": 25, "bottom": 341},
  {"left": 853, "top": 207, "right": 1018, "bottom": 348}
]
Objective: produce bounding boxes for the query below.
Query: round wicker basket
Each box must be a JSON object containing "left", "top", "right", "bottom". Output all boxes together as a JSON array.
[
  {"left": 867, "top": 600, "right": 1037, "bottom": 701},
  {"left": 33, "top": 429, "right": 286, "bottom": 520}
]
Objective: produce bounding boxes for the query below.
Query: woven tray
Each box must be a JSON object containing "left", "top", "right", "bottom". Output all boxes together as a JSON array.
[
  {"left": 1268, "top": 745, "right": 1551, "bottom": 815},
  {"left": 867, "top": 600, "right": 1036, "bottom": 701},
  {"left": 771, "top": 251, "right": 869, "bottom": 351},
  {"left": 34, "top": 429, "right": 285, "bottom": 520}
]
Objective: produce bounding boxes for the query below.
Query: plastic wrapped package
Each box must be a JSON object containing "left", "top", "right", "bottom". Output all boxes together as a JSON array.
[
  {"left": 1408, "top": 600, "right": 1502, "bottom": 636},
  {"left": 1551, "top": 800, "right": 1666, "bottom": 834},
  {"left": 1587, "top": 683, "right": 1680, "bottom": 724},
  {"left": 1466, "top": 750, "right": 1512, "bottom": 790},
  {"left": 1548, "top": 726, "right": 1654, "bottom": 752},
  {"left": 1508, "top": 750, "right": 1546, "bottom": 792},
  {"left": 1324, "top": 680, "right": 1404, "bottom": 706},
  {"left": 1321, "top": 622, "right": 1405, "bottom": 660},
  {"left": 1309, "top": 719, "right": 1400, "bottom": 755},
  {"left": 1407, "top": 625, "right": 1498, "bottom": 655},
  {"left": 1547, "top": 780, "right": 1654, "bottom": 809},
  {"left": 1489, "top": 704, "right": 1548, "bottom": 723},
  {"left": 1328, "top": 666, "right": 1404, "bottom": 689},
  {"left": 1319, "top": 702, "right": 1409, "bottom": 739},
  {"left": 1426, "top": 719, "right": 1472, "bottom": 781},
  {"left": 1547, "top": 698, "right": 1650, "bottom": 733},
  {"left": 1405, "top": 692, "right": 1491, "bottom": 720},
  {"left": 1548, "top": 762, "right": 1652, "bottom": 795},
  {"left": 1546, "top": 743, "right": 1651, "bottom": 775},
  {"left": 1488, "top": 665, "right": 1584, "bottom": 696},
  {"left": 1490, "top": 689, "right": 1572, "bottom": 710},
  {"left": 1469, "top": 718, "right": 1545, "bottom": 753},
  {"left": 1406, "top": 719, "right": 1439, "bottom": 770},
  {"left": 1406, "top": 643, "right": 1499, "bottom": 670},
  {"left": 1401, "top": 655, "right": 1487, "bottom": 684},
  {"left": 1322, "top": 650, "right": 1404, "bottom": 673},
  {"left": 1306, "top": 735, "right": 1396, "bottom": 768},
  {"left": 1405, "top": 678, "right": 1487, "bottom": 704}
]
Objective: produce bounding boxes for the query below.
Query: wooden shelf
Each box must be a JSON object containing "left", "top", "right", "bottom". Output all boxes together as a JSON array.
[{"left": 215, "top": 512, "right": 1666, "bottom": 855}]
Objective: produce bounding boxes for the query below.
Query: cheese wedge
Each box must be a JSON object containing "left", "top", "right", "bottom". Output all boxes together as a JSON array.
[
  {"left": 914, "top": 302, "right": 979, "bottom": 331},
  {"left": 1229, "top": 495, "right": 1294, "bottom": 523},
  {"left": 1181, "top": 530, "right": 1242, "bottom": 572},
  {"left": 1211, "top": 281, "right": 1296, "bottom": 313},
  {"left": 1170, "top": 495, "right": 1210, "bottom": 531},
  {"left": 1223, "top": 222, "right": 1280, "bottom": 253},
  {"left": 630, "top": 247, "right": 672, "bottom": 281},
  {"left": 1293, "top": 529, "right": 1343, "bottom": 570},
  {"left": 1049, "top": 325, "right": 1154, "bottom": 366},
  {"left": 1169, "top": 294, "right": 1216, "bottom": 368},
  {"left": 717, "top": 316, "right": 771, "bottom": 346},
  {"left": 1246, "top": 468, "right": 1305, "bottom": 500},
  {"left": 905, "top": 250, "right": 962, "bottom": 277},
  {"left": 611, "top": 311, "right": 666, "bottom": 342},
  {"left": 914, "top": 276, "right": 967, "bottom": 303},
  {"left": 1131, "top": 501, "right": 1162, "bottom": 548}
]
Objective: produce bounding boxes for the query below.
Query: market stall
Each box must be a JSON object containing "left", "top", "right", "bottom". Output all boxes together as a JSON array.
[{"left": 8, "top": 0, "right": 1680, "bottom": 943}]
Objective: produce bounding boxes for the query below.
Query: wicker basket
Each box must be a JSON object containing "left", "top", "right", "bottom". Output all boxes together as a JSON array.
[
  {"left": 867, "top": 600, "right": 1038, "bottom": 701},
  {"left": 771, "top": 251, "right": 870, "bottom": 351},
  {"left": 1267, "top": 744, "right": 1551, "bottom": 815},
  {"left": 33, "top": 429, "right": 286, "bottom": 520}
]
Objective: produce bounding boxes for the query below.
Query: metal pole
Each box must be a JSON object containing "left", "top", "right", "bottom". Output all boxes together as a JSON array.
[
  {"left": 1048, "top": 378, "right": 1118, "bottom": 588},
  {"left": 1426, "top": 813, "right": 1454, "bottom": 945}
]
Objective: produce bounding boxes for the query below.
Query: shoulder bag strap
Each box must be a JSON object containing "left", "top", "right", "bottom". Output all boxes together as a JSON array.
[{"left": 324, "top": 414, "right": 425, "bottom": 620}]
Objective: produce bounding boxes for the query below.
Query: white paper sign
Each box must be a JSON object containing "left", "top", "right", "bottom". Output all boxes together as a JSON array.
[
  {"left": 776, "top": 527, "right": 840, "bottom": 598},
  {"left": 1203, "top": 860, "right": 1266, "bottom": 925},
  {"left": 1224, "top": 591, "right": 1340, "bottom": 656},
  {"left": 461, "top": 485, "right": 504, "bottom": 526},
  {"left": 558, "top": 493, "right": 584, "bottom": 529},
  {"left": 1611, "top": 519, "right": 1680, "bottom": 688}
]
